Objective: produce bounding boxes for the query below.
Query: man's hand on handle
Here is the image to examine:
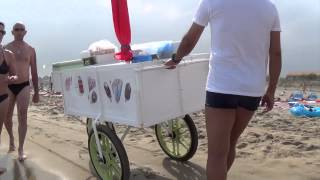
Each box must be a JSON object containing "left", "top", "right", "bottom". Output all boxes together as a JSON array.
[{"left": 164, "top": 59, "right": 179, "bottom": 69}]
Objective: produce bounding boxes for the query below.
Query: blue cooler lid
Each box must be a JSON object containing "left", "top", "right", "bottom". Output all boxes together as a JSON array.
[{"left": 132, "top": 55, "right": 153, "bottom": 63}]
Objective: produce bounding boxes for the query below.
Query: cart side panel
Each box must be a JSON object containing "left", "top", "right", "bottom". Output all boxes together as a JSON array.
[
  {"left": 61, "top": 68, "right": 101, "bottom": 118},
  {"left": 139, "top": 67, "right": 183, "bottom": 127},
  {"left": 97, "top": 64, "right": 140, "bottom": 127},
  {"left": 180, "top": 59, "right": 209, "bottom": 114}
]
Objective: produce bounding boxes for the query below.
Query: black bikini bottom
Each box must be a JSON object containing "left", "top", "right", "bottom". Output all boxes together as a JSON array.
[{"left": 8, "top": 81, "right": 30, "bottom": 96}]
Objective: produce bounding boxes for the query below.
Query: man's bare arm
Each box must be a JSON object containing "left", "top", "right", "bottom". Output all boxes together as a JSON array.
[
  {"left": 30, "top": 48, "right": 39, "bottom": 94},
  {"left": 175, "top": 23, "right": 205, "bottom": 61},
  {"left": 268, "top": 31, "right": 282, "bottom": 94}
]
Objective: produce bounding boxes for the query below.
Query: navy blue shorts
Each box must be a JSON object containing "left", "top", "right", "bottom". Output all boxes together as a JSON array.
[{"left": 205, "top": 91, "right": 262, "bottom": 111}]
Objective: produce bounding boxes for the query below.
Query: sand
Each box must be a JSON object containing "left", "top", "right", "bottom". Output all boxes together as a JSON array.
[{"left": 0, "top": 88, "right": 319, "bottom": 180}]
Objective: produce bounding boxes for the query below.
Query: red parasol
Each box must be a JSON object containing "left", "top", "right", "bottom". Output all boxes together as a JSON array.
[{"left": 111, "top": 0, "right": 133, "bottom": 61}]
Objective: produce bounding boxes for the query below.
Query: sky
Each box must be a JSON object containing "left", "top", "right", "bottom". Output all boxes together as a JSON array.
[{"left": 0, "top": 0, "right": 319, "bottom": 77}]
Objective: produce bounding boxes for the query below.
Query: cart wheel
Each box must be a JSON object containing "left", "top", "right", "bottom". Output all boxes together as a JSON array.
[
  {"left": 155, "top": 114, "right": 198, "bottom": 162},
  {"left": 86, "top": 118, "right": 115, "bottom": 135},
  {"left": 88, "top": 125, "right": 130, "bottom": 180}
]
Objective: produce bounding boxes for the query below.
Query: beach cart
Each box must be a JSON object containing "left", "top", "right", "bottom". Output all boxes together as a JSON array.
[{"left": 55, "top": 53, "right": 209, "bottom": 180}]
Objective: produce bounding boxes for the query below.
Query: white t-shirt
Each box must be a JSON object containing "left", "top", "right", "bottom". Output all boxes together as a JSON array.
[{"left": 193, "top": 0, "right": 281, "bottom": 97}]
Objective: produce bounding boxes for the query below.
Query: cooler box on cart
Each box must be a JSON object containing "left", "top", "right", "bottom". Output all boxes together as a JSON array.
[{"left": 61, "top": 57, "right": 209, "bottom": 128}]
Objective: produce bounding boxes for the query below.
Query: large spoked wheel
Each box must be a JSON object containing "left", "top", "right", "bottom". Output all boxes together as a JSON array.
[
  {"left": 87, "top": 118, "right": 115, "bottom": 135},
  {"left": 88, "top": 125, "right": 130, "bottom": 180},
  {"left": 155, "top": 114, "right": 198, "bottom": 162}
]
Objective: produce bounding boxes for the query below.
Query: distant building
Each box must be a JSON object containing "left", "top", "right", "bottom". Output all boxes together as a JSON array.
[{"left": 285, "top": 72, "right": 320, "bottom": 81}]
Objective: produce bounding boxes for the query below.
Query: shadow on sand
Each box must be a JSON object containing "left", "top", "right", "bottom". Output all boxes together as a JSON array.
[
  {"left": 87, "top": 157, "right": 206, "bottom": 180},
  {"left": 0, "top": 154, "right": 62, "bottom": 180}
]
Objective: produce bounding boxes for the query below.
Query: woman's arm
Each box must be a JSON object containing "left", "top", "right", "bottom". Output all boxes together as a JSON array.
[{"left": 6, "top": 50, "right": 18, "bottom": 82}]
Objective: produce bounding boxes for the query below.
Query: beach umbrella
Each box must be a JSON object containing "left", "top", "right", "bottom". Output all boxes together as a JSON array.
[{"left": 111, "top": 0, "right": 133, "bottom": 61}]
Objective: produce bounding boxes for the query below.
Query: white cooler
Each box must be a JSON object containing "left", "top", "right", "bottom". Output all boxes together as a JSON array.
[{"left": 61, "top": 57, "right": 209, "bottom": 127}]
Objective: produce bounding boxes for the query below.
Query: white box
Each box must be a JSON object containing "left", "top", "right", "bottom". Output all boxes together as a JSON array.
[
  {"left": 61, "top": 67, "right": 101, "bottom": 118},
  {"left": 95, "top": 54, "right": 118, "bottom": 65},
  {"left": 52, "top": 71, "right": 62, "bottom": 92},
  {"left": 61, "top": 58, "right": 209, "bottom": 127}
]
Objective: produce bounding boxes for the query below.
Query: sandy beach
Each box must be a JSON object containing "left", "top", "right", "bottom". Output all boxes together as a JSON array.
[
  {"left": 0, "top": 87, "right": 319, "bottom": 180},
  {"left": 1, "top": 0, "right": 319, "bottom": 179}
]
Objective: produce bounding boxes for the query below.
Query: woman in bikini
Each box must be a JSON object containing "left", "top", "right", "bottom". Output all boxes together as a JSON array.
[{"left": 0, "top": 21, "right": 18, "bottom": 175}]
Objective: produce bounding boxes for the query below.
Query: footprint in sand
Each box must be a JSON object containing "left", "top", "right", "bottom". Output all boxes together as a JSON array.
[
  {"left": 71, "top": 140, "right": 83, "bottom": 146},
  {"left": 298, "top": 144, "right": 320, "bottom": 151},
  {"left": 262, "top": 145, "right": 272, "bottom": 154},
  {"left": 78, "top": 149, "right": 88, "bottom": 160},
  {"left": 44, "top": 133, "right": 53, "bottom": 138},
  {"left": 281, "top": 140, "right": 303, "bottom": 146},
  {"left": 144, "top": 134, "right": 153, "bottom": 138},
  {"left": 237, "top": 143, "right": 248, "bottom": 149},
  {"left": 198, "top": 134, "right": 206, "bottom": 139},
  {"left": 237, "top": 151, "right": 253, "bottom": 158},
  {"left": 52, "top": 140, "right": 64, "bottom": 144},
  {"left": 300, "top": 136, "right": 310, "bottom": 141},
  {"left": 262, "top": 133, "right": 274, "bottom": 141}
]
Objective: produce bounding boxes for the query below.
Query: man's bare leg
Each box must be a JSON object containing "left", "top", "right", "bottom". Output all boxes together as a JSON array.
[
  {"left": 16, "top": 86, "right": 30, "bottom": 161},
  {"left": 227, "top": 107, "right": 255, "bottom": 171},
  {"left": 205, "top": 107, "right": 236, "bottom": 180},
  {"left": 5, "top": 91, "right": 16, "bottom": 152}
]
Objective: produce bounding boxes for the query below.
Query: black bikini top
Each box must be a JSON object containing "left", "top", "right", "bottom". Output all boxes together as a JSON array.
[{"left": 0, "top": 49, "right": 9, "bottom": 74}]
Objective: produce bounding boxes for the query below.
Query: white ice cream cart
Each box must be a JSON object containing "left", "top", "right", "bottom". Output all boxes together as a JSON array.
[{"left": 53, "top": 42, "right": 209, "bottom": 179}]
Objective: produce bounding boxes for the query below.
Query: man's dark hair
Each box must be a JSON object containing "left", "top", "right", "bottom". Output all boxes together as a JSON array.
[{"left": 0, "top": 22, "right": 4, "bottom": 27}]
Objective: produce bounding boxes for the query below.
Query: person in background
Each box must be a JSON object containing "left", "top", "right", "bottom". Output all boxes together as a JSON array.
[
  {"left": 5, "top": 22, "right": 39, "bottom": 161},
  {"left": 0, "top": 21, "right": 18, "bottom": 175}
]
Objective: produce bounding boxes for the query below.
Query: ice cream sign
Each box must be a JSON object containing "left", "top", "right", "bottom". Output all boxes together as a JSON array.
[
  {"left": 64, "top": 75, "right": 98, "bottom": 104},
  {"left": 103, "top": 79, "right": 132, "bottom": 103}
]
